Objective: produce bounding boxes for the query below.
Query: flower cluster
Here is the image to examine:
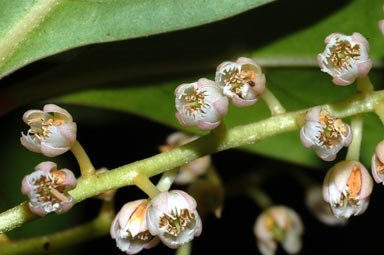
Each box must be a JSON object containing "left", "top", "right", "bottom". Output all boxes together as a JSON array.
[
  {"left": 175, "top": 57, "right": 266, "bottom": 131},
  {"left": 111, "top": 190, "right": 202, "bottom": 254}
]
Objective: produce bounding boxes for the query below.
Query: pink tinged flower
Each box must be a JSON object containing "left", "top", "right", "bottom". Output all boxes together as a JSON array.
[
  {"left": 254, "top": 206, "right": 304, "bottom": 255},
  {"left": 160, "top": 132, "right": 211, "bottom": 185},
  {"left": 175, "top": 78, "right": 228, "bottom": 131},
  {"left": 215, "top": 57, "right": 266, "bottom": 107},
  {"left": 305, "top": 186, "right": 346, "bottom": 226},
  {"left": 300, "top": 106, "right": 352, "bottom": 161},
  {"left": 371, "top": 140, "right": 384, "bottom": 184},
  {"left": 146, "top": 190, "right": 202, "bottom": 249},
  {"left": 317, "top": 32, "right": 372, "bottom": 86},
  {"left": 323, "top": 160, "right": 373, "bottom": 219},
  {"left": 20, "top": 104, "right": 77, "bottom": 157},
  {"left": 110, "top": 200, "right": 159, "bottom": 254},
  {"left": 21, "top": 161, "right": 77, "bottom": 217}
]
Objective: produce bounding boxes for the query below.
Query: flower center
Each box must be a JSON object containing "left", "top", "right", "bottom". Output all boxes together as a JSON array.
[
  {"left": 34, "top": 170, "right": 69, "bottom": 204},
  {"left": 159, "top": 209, "right": 195, "bottom": 237},
  {"left": 28, "top": 115, "right": 64, "bottom": 139},
  {"left": 183, "top": 89, "right": 207, "bottom": 116},
  {"left": 330, "top": 41, "right": 360, "bottom": 69},
  {"left": 319, "top": 114, "right": 348, "bottom": 148},
  {"left": 265, "top": 213, "right": 289, "bottom": 242},
  {"left": 376, "top": 156, "right": 384, "bottom": 177},
  {"left": 224, "top": 69, "right": 256, "bottom": 98}
]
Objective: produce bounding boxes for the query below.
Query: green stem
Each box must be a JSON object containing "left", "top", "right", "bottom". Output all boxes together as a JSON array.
[
  {"left": 176, "top": 242, "right": 191, "bottom": 255},
  {"left": 248, "top": 186, "right": 273, "bottom": 209},
  {"left": 357, "top": 75, "right": 374, "bottom": 94},
  {"left": 374, "top": 100, "right": 384, "bottom": 125},
  {"left": 1, "top": 90, "right": 384, "bottom": 233},
  {"left": 260, "top": 88, "right": 286, "bottom": 116},
  {"left": 156, "top": 168, "right": 179, "bottom": 192},
  {"left": 70, "top": 140, "right": 96, "bottom": 177},
  {"left": 346, "top": 114, "right": 363, "bottom": 161},
  {"left": 133, "top": 174, "right": 161, "bottom": 199}
]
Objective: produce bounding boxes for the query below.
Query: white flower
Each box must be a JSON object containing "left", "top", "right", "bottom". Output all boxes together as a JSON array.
[
  {"left": 305, "top": 186, "right": 346, "bottom": 226},
  {"left": 254, "top": 206, "right": 303, "bottom": 255},
  {"left": 21, "top": 161, "right": 76, "bottom": 217},
  {"left": 215, "top": 57, "right": 265, "bottom": 107},
  {"left": 20, "top": 104, "right": 77, "bottom": 157},
  {"left": 110, "top": 199, "right": 159, "bottom": 254},
  {"left": 317, "top": 32, "right": 372, "bottom": 86},
  {"left": 146, "top": 190, "right": 202, "bottom": 248},
  {"left": 323, "top": 160, "right": 373, "bottom": 219},
  {"left": 300, "top": 106, "right": 352, "bottom": 161},
  {"left": 175, "top": 78, "right": 228, "bottom": 131}
]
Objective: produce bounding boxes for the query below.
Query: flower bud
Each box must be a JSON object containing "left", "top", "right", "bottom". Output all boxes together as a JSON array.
[
  {"left": 371, "top": 140, "right": 384, "bottom": 184},
  {"left": 323, "top": 160, "right": 373, "bottom": 219},
  {"left": 146, "top": 190, "right": 202, "bottom": 248},
  {"left": 215, "top": 57, "right": 265, "bottom": 107},
  {"left": 175, "top": 78, "right": 228, "bottom": 131},
  {"left": 317, "top": 32, "right": 372, "bottom": 86},
  {"left": 110, "top": 199, "right": 159, "bottom": 254},
  {"left": 160, "top": 132, "right": 211, "bottom": 185},
  {"left": 305, "top": 185, "right": 346, "bottom": 226},
  {"left": 20, "top": 104, "right": 77, "bottom": 157},
  {"left": 300, "top": 106, "right": 352, "bottom": 161},
  {"left": 254, "top": 206, "right": 303, "bottom": 255},
  {"left": 21, "top": 161, "right": 77, "bottom": 217}
]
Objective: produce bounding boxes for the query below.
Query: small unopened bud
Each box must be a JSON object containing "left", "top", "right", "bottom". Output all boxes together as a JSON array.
[
  {"left": 254, "top": 206, "right": 304, "bottom": 255},
  {"left": 20, "top": 104, "right": 77, "bottom": 157},
  {"left": 111, "top": 199, "right": 159, "bottom": 254},
  {"left": 146, "top": 190, "right": 202, "bottom": 248},
  {"left": 21, "top": 161, "right": 77, "bottom": 217},
  {"left": 323, "top": 160, "right": 373, "bottom": 219},
  {"left": 300, "top": 106, "right": 352, "bottom": 161},
  {"left": 175, "top": 78, "right": 228, "bottom": 131},
  {"left": 215, "top": 57, "right": 265, "bottom": 107},
  {"left": 317, "top": 32, "right": 372, "bottom": 86}
]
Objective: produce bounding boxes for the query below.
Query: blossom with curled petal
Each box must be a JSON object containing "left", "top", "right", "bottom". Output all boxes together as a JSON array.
[
  {"left": 175, "top": 78, "right": 228, "bottom": 131},
  {"left": 160, "top": 132, "right": 211, "bottom": 185},
  {"left": 305, "top": 186, "right": 346, "bottom": 226},
  {"left": 21, "top": 161, "right": 76, "bottom": 217},
  {"left": 300, "top": 106, "right": 352, "bottom": 161},
  {"left": 323, "top": 160, "right": 373, "bottom": 219},
  {"left": 371, "top": 140, "right": 384, "bottom": 184},
  {"left": 146, "top": 190, "right": 202, "bottom": 248},
  {"left": 317, "top": 32, "right": 372, "bottom": 86},
  {"left": 254, "top": 206, "right": 304, "bottom": 255},
  {"left": 20, "top": 104, "right": 77, "bottom": 157},
  {"left": 215, "top": 57, "right": 265, "bottom": 107},
  {"left": 111, "top": 199, "right": 159, "bottom": 254}
]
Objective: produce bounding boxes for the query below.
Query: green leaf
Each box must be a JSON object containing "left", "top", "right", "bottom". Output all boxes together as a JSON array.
[{"left": 0, "top": 0, "right": 273, "bottom": 78}]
